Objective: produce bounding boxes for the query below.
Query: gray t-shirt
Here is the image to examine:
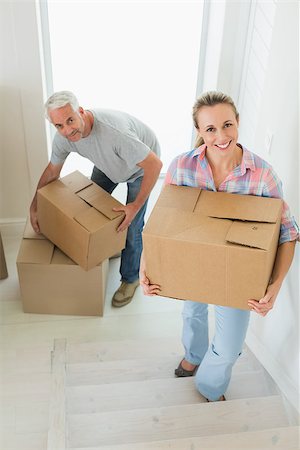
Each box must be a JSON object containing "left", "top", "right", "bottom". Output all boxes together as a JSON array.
[{"left": 51, "top": 109, "right": 161, "bottom": 183}]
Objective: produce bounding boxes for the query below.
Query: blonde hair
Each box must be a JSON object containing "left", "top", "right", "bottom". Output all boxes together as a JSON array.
[{"left": 192, "top": 91, "right": 239, "bottom": 148}]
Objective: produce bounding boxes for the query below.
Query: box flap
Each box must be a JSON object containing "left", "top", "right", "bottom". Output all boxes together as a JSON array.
[
  {"left": 23, "top": 218, "right": 46, "bottom": 240},
  {"left": 38, "top": 180, "right": 90, "bottom": 217},
  {"left": 144, "top": 207, "right": 203, "bottom": 238},
  {"left": 197, "top": 191, "right": 282, "bottom": 223},
  {"left": 60, "top": 170, "right": 93, "bottom": 193},
  {"left": 77, "top": 184, "right": 124, "bottom": 220},
  {"left": 156, "top": 184, "right": 202, "bottom": 211},
  {"left": 144, "top": 208, "right": 232, "bottom": 246},
  {"left": 226, "top": 221, "right": 276, "bottom": 250},
  {"left": 17, "top": 239, "right": 54, "bottom": 264},
  {"left": 74, "top": 208, "right": 110, "bottom": 232},
  {"left": 175, "top": 216, "right": 232, "bottom": 245}
]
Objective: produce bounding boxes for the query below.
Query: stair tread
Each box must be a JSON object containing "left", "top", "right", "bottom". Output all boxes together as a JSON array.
[
  {"left": 66, "top": 336, "right": 256, "bottom": 368},
  {"left": 67, "top": 369, "right": 277, "bottom": 415},
  {"left": 67, "top": 377, "right": 205, "bottom": 414},
  {"left": 67, "top": 395, "right": 289, "bottom": 448},
  {"left": 70, "top": 425, "right": 300, "bottom": 450},
  {"left": 67, "top": 355, "right": 180, "bottom": 386},
  {"left": 67, "top": 352, "right": 261, "bottom": 387}
]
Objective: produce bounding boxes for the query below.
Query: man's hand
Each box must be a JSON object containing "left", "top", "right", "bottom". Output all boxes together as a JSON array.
[
  {"left": 29, "top": 162, "right": 63, "bottom": 234},
  {"left": 113, "top": 202, "right": 139, "bottom": 232},
  {"left": 30, "top": 207, "right": 40, "bottom": 233},
  {"left": 248, "top": 281, "right": 281, "bottom": 317}
]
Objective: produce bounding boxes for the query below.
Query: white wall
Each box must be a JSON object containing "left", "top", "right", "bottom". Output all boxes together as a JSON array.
[{"left": 0, "top": 1, "right": 48, "bottom": 222}]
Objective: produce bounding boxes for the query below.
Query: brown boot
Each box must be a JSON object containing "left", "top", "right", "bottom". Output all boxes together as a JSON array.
[{"left": 112, "top": 280, "right": 139, "bottom": 307}]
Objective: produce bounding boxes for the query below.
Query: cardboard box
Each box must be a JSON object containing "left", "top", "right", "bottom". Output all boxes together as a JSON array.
[
  {"left": 37, "top": 171, "right": 127, "bottom": 270},
  {"left": 16, "top": 221, "right": 109, "bottom": 316},
  {"left": 0, "top": 230, "right": 8, "bottom": 279},
  {"left": 142, "top": 185, "right": 283, "bottom": 310}
]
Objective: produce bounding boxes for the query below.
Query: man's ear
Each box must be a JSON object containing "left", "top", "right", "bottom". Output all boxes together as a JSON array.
[{"left": 78, "top": 106, "right": 84, "bottom": 115}]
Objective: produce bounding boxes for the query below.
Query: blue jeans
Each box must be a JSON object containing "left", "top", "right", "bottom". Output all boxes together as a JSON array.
[
  {"left": 91, "top": 166, "right": 148, "bottom": 283},
  {"left": 182, "top": 301, "right": 250, "bottom": 401}
]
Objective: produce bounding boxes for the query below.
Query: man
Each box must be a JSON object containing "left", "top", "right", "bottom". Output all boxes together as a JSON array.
[{"left": 30, "top": 91, "right": 162, "bottom": 307}]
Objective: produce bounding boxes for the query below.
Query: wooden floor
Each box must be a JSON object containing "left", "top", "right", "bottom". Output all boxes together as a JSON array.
[{"left": 0, "top": 222, "right": 299, "bottom": 450}]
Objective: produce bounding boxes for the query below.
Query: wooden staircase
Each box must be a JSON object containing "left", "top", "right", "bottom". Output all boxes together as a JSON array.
[{"left": 47, "top": 337, "right": 299, "bottom": 450}]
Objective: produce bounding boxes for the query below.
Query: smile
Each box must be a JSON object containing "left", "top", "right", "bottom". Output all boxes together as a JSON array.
[{"left": 215, "top": 141, "right": 231, "bottom": 149}]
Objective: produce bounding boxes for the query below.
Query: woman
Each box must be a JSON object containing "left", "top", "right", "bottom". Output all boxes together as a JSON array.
[{"left": 140, "top": 91, "right": 298, "bottom": 402}]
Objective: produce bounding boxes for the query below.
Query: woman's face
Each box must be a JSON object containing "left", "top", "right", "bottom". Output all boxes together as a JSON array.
[{"left": 196, "top": 103, "right": 239, "bottom": 154}]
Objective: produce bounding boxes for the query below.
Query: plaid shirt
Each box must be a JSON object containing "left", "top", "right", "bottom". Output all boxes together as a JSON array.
[{"left": 165, "top": 144, "right": 299, "bottom": 245}]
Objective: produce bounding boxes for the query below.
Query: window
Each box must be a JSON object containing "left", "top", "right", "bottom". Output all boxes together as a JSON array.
[{"left": 45, "top": 0, "right": 204, "bottom": 176}]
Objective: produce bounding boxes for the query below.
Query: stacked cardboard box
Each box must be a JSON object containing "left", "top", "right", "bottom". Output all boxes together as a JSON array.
[
  {"left": 0, "top": 230, "right": 8, "bottom": 279},
  {"left": 37, "top": 171, "right": 127, "bottom": 270},
  {"left": 17, "top": 170, "right": 128, "bottom": 316},
  {"left": 17, "top": 220, "right": 109, "bottom": 316},
  {"left": 143, "top": 184, "right": 282, "bottom": 310}
]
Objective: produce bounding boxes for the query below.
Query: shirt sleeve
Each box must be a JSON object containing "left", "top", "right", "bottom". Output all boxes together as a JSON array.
[
  {"left": 164, "top": 156, "right": 180, "bottom": 185},
  {"left": 50, "top": 134, "right": 71, "bottom": 165},
  {"left": 262, "top": 167, "right": 299, "bottom": 244}
]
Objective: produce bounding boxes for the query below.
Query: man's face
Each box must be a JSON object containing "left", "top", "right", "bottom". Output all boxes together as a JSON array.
[{"left": 49, "top": 104, "right": 85, "bottom": 142}]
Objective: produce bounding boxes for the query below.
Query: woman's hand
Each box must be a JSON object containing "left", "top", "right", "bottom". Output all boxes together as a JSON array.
[
  {"left": 139, "top": 252, "right": 161, "bottom": 296},
  {"left": 248, "top": 281, "right": 282, "bottom": 317},
  {"left": 248, "top": 241, "right": 296, "bottom": 317}
]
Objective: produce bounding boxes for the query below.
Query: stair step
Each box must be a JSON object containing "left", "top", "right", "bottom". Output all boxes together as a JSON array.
[
  {"left": 66, "top": 337, "right": 256, "bottom": 369},
  {"left": 67, "top": 355, "right": 267, "bottom": 389},
  {"left": 67, "top": 368, "right": 278, "bottom": 415},
  {"left": 66, "top": 343, "right": 259, "bottom": 388},
  {"left": 70, "top": 425, "right": 300, "bottom": 449},
  {"left": 67, "top": 355, "right": 180, "bottom": 386},
  {"left": 67, "top": 377, "right": 205, "bottom": 414},
  {"left": 67, "top": 395, "right": 289, "bottom": 448}
]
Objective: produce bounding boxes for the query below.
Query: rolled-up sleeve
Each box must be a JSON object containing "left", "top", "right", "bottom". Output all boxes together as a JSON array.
[{"left": 263, "top": 168, "right": 299, "bottom": 244}]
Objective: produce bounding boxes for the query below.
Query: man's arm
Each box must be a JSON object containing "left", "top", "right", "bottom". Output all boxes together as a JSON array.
[
  {"left": 30, "top": 162, "right": 64, "bottom": 232},
  {"left": 114, "top": 151, "right": 163, "bottom": 232},
  {"left": 134, "top": 151, "right": 163, "bottom": 208}
]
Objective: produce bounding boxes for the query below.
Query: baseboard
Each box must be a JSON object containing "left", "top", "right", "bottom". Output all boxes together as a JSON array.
[
  {"left": 246, "top": 329, "right": 300, "bottom": 419},
  {"left": 0, "top": 218, "right": 26, "bottom": 238},
  {"left": 0, "top": 218, "right": 26, "bottom": 224}
]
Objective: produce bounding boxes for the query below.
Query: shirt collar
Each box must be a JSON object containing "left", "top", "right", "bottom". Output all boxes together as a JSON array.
[
  {"left": 193, "top": 144, "right": 256, "bottom": 172},
  {"left": 241, "top": 146, "right": 256, "bottom": 172}
]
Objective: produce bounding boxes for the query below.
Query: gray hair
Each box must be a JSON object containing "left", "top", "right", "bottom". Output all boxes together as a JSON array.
[{"left": 44, "top": 91, "right": 80, "bottom": 120}]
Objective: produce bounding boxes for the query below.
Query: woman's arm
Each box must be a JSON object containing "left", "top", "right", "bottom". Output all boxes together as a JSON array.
[{"left": 248, "top": 240, "right": 296, "bottom": 316}]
